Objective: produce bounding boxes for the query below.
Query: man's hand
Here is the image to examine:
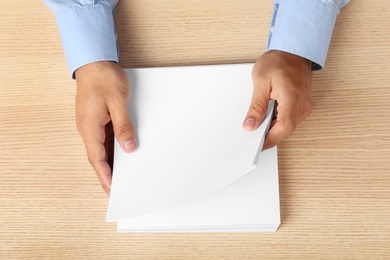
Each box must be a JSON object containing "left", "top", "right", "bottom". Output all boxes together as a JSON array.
[
  {"left": 75, "top": 61, "right": 137, "bottom": 195},
  {"left": 243, "top": 50, "right": 312, "bottom": 150}
]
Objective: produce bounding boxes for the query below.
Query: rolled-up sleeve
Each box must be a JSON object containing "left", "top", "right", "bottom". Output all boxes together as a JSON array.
[
  {"left": 44, "top": 0, "right": 119, "bottom": 78},
  {"left": 267, "top": 0, "right": 350, "bottom": 70}
]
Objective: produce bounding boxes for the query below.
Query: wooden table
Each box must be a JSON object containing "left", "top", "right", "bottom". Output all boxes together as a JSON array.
[{"left": 1, "top": 0, "right": 389, "bottom": 259}]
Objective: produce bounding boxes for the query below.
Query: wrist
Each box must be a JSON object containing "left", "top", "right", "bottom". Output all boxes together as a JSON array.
[
  {"left": 267, "top": 50, "right": 312, "bottom": 70},
  {"left": 75, "top": 61, "right": 118, "bottom": 80}
]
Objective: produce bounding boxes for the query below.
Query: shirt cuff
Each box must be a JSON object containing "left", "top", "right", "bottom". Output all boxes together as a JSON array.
[
  {"left": 268, "top": 0, "right": 341, "bottom": 70},
  {"left": 55, "top": 5, "right": 119, "bottom": 78}
]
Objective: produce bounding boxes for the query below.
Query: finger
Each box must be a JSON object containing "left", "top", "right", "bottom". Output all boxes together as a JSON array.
[
  {"left": 91, "top": 158, "right": 112, "bottom": 195},
  {"left": 81, "top": 123, "right": 113, "bottom": 195},
  {"left": 243, "top": 77, "right": 270, "bottom": 131},
  {"left": 109, "top": 102, "right": 137, "bottom": 153},
  {"left": 262, "top": 119, "right": 294, "bottom": 150},
  {"left": 262, "top": 100, "right": 299, "bottom": 150}
]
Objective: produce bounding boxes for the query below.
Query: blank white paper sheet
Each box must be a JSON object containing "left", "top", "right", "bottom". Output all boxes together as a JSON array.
[{"left": 106, "top": 63, "right": 280, "bottom": 232}]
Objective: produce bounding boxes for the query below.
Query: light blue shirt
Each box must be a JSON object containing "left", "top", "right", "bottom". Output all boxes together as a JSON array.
[{"left": 45, "top": 0, "right": 349, "bottom": 78}]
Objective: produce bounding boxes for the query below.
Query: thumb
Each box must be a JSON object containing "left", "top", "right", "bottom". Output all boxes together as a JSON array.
[
  {"left": 243, "top": 79, "right": 270, "bottom": 131},
  {"left": 110, "top": 103, "right": 137, "bottom": 153}
]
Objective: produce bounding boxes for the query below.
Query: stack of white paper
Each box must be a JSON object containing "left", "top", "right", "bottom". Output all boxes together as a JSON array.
[{"left": 106, "top": 64, "right": 280, "bottom": 232}]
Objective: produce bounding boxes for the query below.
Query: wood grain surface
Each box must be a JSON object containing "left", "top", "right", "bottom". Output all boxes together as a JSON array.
[{"left": 1, "top": 0, "right": 389, "bottom": 259}]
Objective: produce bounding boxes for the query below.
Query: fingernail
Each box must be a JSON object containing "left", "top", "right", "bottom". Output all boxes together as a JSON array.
[
  {"left": 124, "top": 140, "right": 137, "bottom": 152},
  {"left": 243, "top": 118, "right": 256, "bottom": 131}
]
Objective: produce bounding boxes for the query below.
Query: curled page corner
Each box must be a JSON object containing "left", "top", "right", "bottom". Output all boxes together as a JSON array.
[
  {"left": 252, "top": 100, "right": 275, "bottom": 167},
  {"left": 106, "top": 64, "right": 275, "bottom": 222},
  {"left": 115, "top": 146, "right": 280, "bottom": 231},
  {"left": 197, "top": 99, "right": 275, "bottom": 203}
]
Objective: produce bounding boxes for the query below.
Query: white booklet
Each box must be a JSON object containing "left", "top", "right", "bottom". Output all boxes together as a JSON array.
[{"left": 106, "top": 63, "right": 280, "bottom": 232}]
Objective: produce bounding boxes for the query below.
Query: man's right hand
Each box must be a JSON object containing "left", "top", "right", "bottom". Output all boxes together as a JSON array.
[{"left": 75, "top": 61, "right": 137, "bottom": 195}]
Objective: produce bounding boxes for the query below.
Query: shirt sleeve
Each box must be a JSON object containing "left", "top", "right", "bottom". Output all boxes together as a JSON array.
[
  {"left": 267, "top": 0, "right": 350, "bottom": 70},
  {"left": 44, "top": 0, "right": 119, "bottom": 78}
]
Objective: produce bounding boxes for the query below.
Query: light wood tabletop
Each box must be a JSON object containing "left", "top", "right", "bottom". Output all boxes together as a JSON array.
[{"left": 1, "top": 0, "right": 389, "bottom": 259}]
